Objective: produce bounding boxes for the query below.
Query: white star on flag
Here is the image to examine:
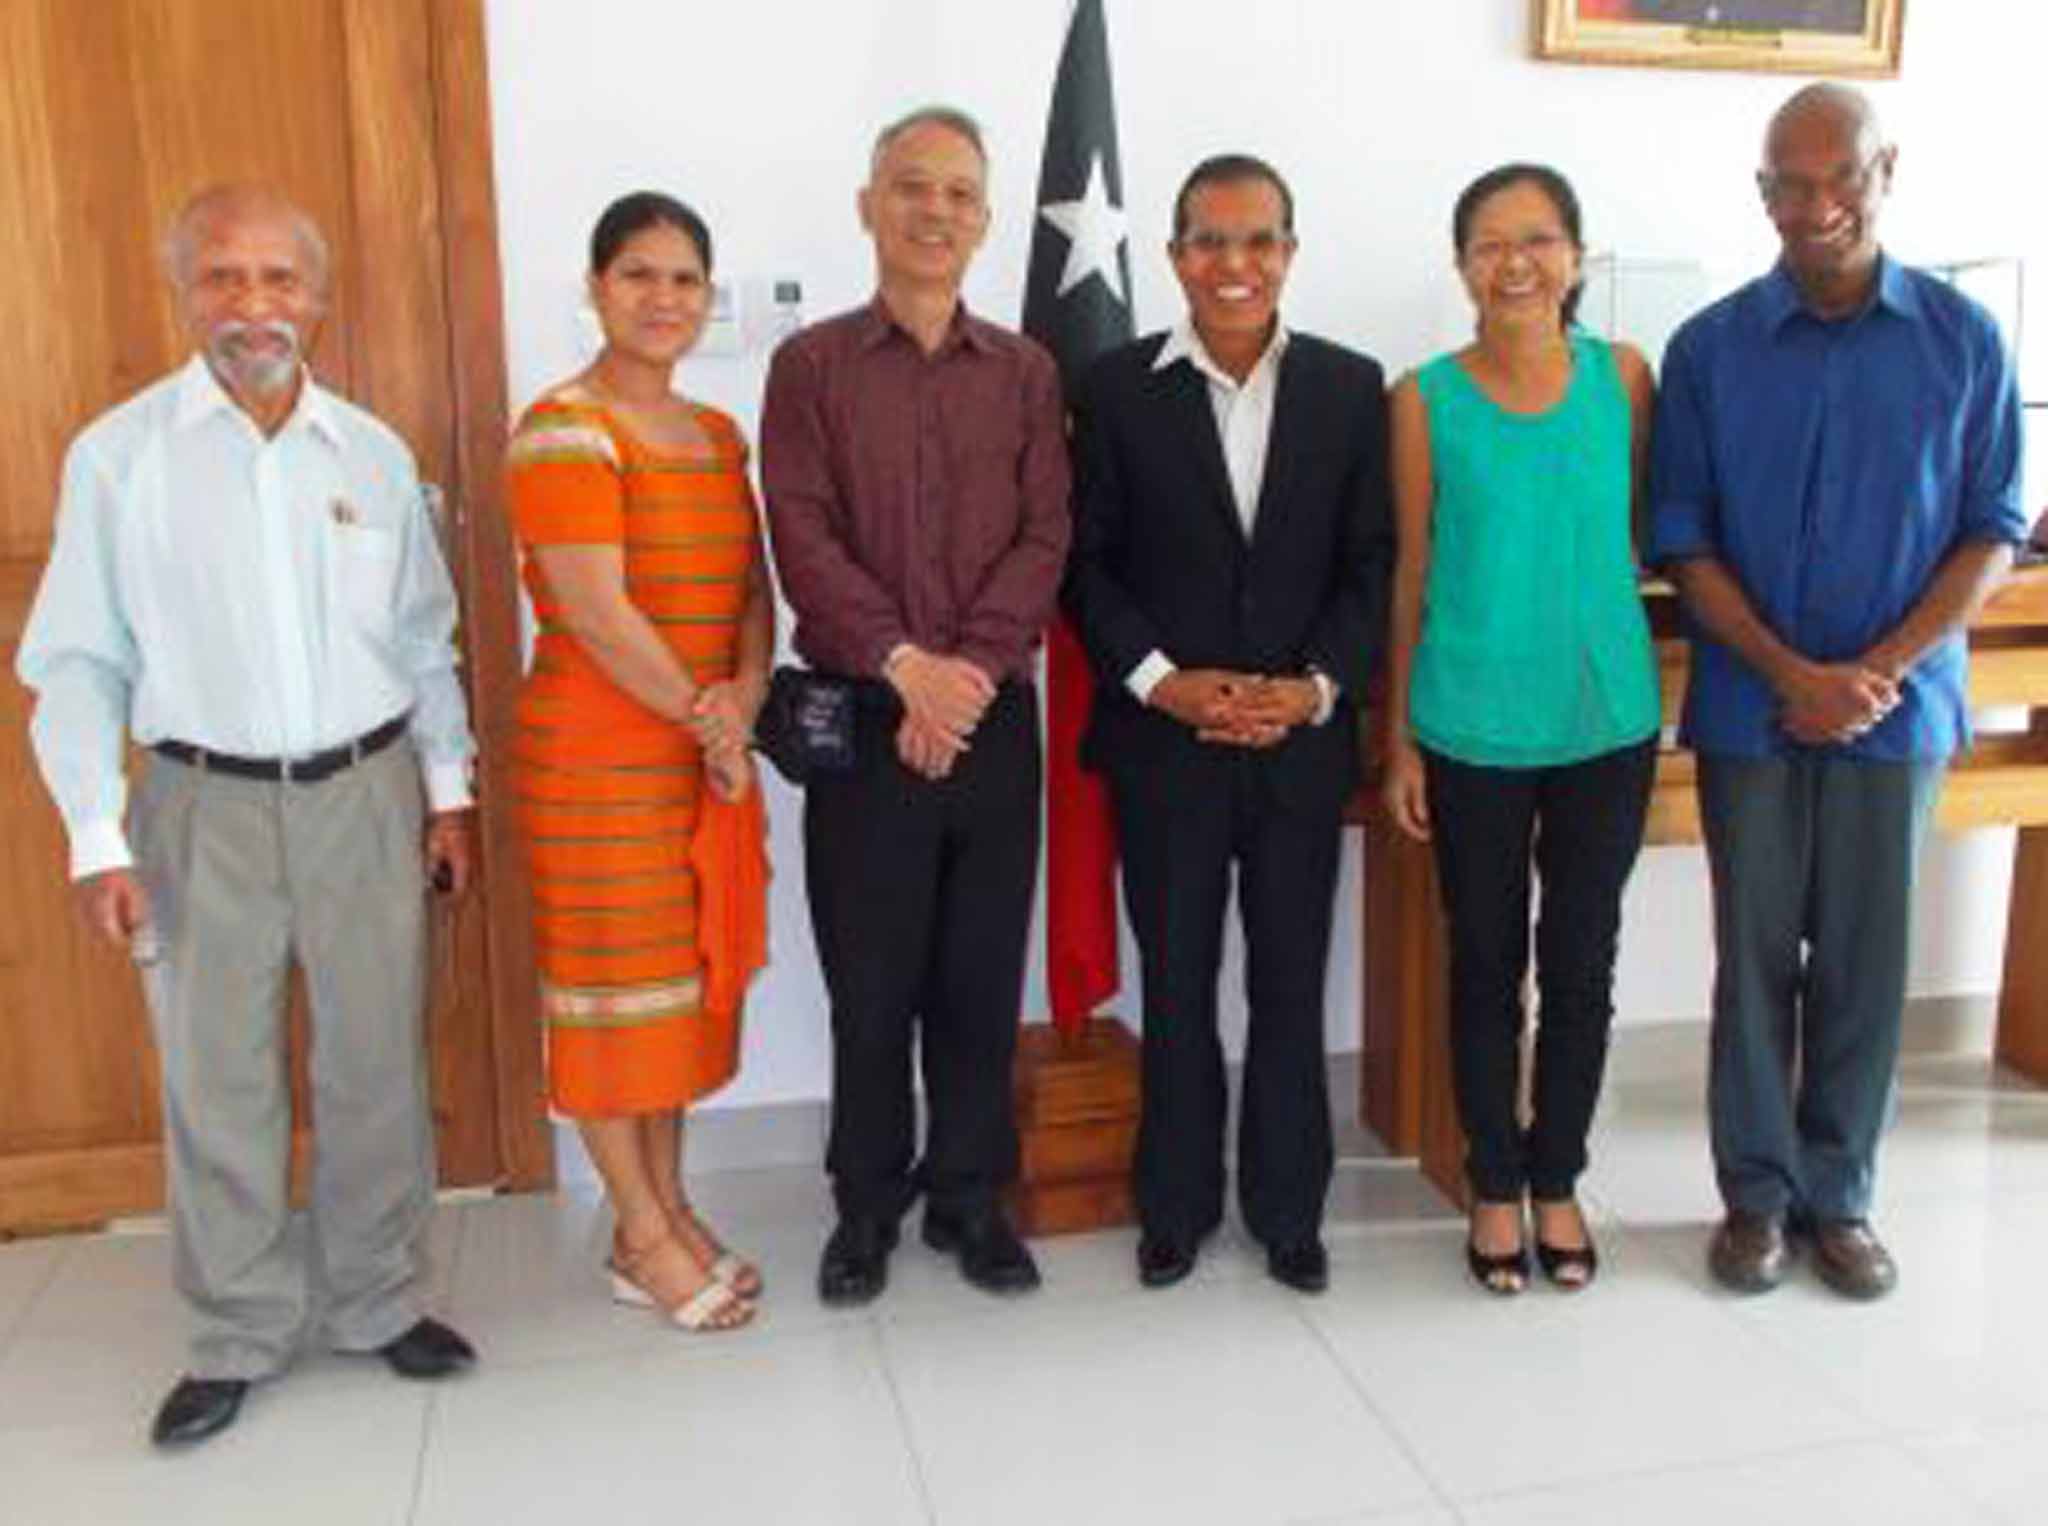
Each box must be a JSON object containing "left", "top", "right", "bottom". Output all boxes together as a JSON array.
[{"left": 1037, "top": 152, "right": 1128, "bottom": 306}]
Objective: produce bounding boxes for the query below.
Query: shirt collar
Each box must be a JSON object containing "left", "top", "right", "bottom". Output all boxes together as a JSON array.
[
  {"left": 1152, "top": 316, "right": 1289, "bottom": 389},
  {"left": 858, "top": 293, "right": 992, "bottom": 356},
  {"left": 172, "top": 351, "right": 346, "bottom": 446},
  {"left": 1761, "top": 251, "right": 1920, "bottom": 332}
]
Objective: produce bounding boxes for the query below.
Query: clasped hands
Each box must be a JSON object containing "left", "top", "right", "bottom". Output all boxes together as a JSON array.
[
  {"left": 888, "top": 645, "right": 996, "bottom": 781},
  {"left": 689, "top": 676, "right": 765, "bottom": 802},
  {"left": 1150, "top": 668, "right": 1320, "bottom": 748},
  {"left": 1777, "top": 660, "right": 1899, "bottom": 746}
]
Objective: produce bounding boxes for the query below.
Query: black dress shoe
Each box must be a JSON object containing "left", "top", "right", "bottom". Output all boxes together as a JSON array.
[
  {"left": 150, "top": 1376, "right": 249, "bottom": 1447},
  {"left": 922, "top": 1206, "right": 1041, "bottom": 1295},
  {"left": 378, "top": 1317, "right": 477, "bottom": 1380},
  {"left": 1136, "top": 1233, "right": 1197, "bottom": 1289},
  {"left": 818, "top": 1217, "right": 898, "bottom": 1307},
  {"left": 1265, "top": 1238, "right": 1330, "bottom": 1294}
]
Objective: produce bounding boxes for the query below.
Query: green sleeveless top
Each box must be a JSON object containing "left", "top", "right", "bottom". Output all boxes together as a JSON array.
[{"left": 1410, "top": 330, "right": 1660, "bottom": 767}]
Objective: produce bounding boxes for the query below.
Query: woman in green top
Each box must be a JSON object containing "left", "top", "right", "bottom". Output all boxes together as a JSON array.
[{"left": 1383, "top": 164, "right": 1660, "bottom": 1295}]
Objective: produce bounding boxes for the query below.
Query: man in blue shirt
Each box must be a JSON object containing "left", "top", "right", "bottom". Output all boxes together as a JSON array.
[{"left": 1651, "top": 85, "right": 2026, "bottom": 1300}]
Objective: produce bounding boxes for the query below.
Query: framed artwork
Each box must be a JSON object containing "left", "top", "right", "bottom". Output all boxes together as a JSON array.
[{"left": 1533, "top": 0, "right": 1905, "bottom": 77}]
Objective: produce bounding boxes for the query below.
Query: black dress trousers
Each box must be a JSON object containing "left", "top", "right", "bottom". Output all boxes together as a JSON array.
[
  {"left": 1114, "top": 754, "right": 1343, "bottom": 1249},
  {"left": 803, "top": 682, "right": 1041, "bottom": 1225}
]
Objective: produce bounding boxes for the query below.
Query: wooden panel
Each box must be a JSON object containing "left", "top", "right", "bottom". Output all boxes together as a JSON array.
[
  {"left": 0, "top": 0, "right": 546, "bottom": 1228},
  {"left": 0, "top": 651, "right": 161, "bottom": 1158},
  {"left": 1014, "top": 1016, "right": 1140, "bottom": 1125},
  {"left": 1995, "top": 825, "right": 2048, "bottom": 1080},
  {"left": 335, "top": 0, "right": 496, "bottom": 1187},
  {"left": 1010, "top": 1017, "right": 1139, "bottom": 1235},
  {"left": 1967, "top": 643, "right": 2048, "bottom": 709},
  {"left": 1979, "top": 566, "right": 2048, "bottom": 629},
  {"left": 427, "top": 0, "right": 551, "bottom": 1189},
  {"left": 0, "top": 1131, "right": 315, "bottom": 1235}
]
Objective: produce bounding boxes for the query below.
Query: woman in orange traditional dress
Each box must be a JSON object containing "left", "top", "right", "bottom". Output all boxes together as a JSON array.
[{"left": 506, "top": 192, "right": 772, "bottom": 1331}]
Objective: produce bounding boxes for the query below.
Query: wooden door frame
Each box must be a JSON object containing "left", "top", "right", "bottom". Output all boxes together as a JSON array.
[{"left": 426, "top": 0, "right": 552, "bottom": 1192}]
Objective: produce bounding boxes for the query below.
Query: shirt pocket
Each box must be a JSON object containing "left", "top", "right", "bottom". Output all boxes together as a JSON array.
[{"left": 331, "top": 520, "right": 402, "bottom": 628}]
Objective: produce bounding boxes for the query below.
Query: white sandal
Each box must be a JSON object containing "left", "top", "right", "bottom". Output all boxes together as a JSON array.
[{"left": 607, "top": 1244, "right": 754, "bottom": 1332}]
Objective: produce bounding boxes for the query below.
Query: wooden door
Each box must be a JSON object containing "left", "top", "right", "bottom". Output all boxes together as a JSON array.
[{"left": 0, "top": 0, "right": 548, "bottom": 1231}]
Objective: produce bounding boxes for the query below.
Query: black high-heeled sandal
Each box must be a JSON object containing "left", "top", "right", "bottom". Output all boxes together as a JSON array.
[
  {"left": 1533, "top": 1199, "right": 1599, "bottom": 1290},
  {"left": 1466, "top": 1240, "right": 1532, "bottom": 1296},
  {"left": 1466, "top": 1200, "right": 1530, "bottom": 1296}
]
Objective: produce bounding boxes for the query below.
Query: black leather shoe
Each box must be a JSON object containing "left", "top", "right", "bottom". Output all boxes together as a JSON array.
[
  {"left": 1709, "top": 1209, "right": 1788, "bottom": 1295},
  {"left": 1265, "top": 1238, "right": 1330, "bottom": 1294},
  {"left": 818, "top": 1217, "right": 898, "bottom": 1307},
  {"left": 378, "top": 1317, "right": 477, "bottom": 1380},
  {"left": 150, "top": 1376, "right": 248, "bottom": 1447},
  {"left": 1136, "top": 1233, "right": 1197, "bottom": 1289},
  {"left": 923, "top": 1206, "right": 1041, "bottom": 1295}
]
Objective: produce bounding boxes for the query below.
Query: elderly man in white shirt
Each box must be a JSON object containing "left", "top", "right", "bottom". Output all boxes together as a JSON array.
[{"left": 16, "top": 183, "right": 480, "bottom": 1449}]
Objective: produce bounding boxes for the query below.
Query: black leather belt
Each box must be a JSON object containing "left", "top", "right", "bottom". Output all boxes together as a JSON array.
[{"left": 152, "top": 713, "right": 409, "bottom": 784}]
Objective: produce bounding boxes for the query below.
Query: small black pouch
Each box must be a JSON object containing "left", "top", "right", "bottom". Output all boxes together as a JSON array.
[{"left": 753, "top": 666, "right": 857, "bottom": 785}]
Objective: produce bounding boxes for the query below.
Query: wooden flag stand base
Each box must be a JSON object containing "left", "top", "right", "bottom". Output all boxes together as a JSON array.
[{"left": 1006, "top": 1015, "right": 1141, "bottom": 1235}]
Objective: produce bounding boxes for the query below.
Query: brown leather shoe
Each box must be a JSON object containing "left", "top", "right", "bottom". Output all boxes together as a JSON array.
[
  {"left": 1809, "top": 1219, "right": 1897, "bottom": 1301},
  {"left": 1709, "top": 1209, "right": 1787, "bottom": 1294}
]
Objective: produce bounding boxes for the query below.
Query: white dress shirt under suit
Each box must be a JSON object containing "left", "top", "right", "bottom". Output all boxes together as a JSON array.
[
  {"left": 1126, "top": 319, "right": 1334, "bottom": 723},
  {"left": 17, "top": 355, "right": 474, "bottom": 878}
]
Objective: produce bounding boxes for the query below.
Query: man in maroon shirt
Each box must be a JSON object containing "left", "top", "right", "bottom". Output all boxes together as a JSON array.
[{"left": 761, "top": 105, "right": 1071, "bottom": 1306}]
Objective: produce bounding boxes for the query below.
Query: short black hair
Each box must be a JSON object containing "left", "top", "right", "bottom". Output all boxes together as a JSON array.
[
  {"left": 589, "top": 191, "right": 713, "bottom": 276},
  {"left": 1171, "top": 154, "right": 1295, "bottom": 242},
  {"left": 1450, "top": 162, "right": 1585, "bottom": 328}
]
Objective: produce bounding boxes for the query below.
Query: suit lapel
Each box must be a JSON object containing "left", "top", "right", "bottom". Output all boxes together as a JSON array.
[{"left": 1156, "top": 356, "right": 1248, "bottom": 549}]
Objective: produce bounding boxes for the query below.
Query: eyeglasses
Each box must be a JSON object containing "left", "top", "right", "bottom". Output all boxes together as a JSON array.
[
  {"left": 1461, "top": 231, "right": 1573, "bottom": 268},
  {"left": 1756, "top": 150, "right": 1887, "bottom": 208},
  {"left": 1175, "top": 227, "right": 1295, "bottom": 260}
]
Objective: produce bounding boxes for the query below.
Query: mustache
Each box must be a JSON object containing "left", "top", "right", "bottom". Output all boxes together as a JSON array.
[{"left": 213, "top": 319, "right": 301, "bottom": 353}]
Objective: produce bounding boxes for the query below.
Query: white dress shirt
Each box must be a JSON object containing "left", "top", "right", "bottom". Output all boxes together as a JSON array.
[
  {"left": 1127, "top": 320, "right": 1334, "bottom": 723},
  {"left": 17, "top": 355, "right": 475, "bottom": 878}
]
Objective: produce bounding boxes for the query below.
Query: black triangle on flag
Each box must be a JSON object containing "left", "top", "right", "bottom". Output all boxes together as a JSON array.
[
  {"left": 1023, "top": 0, "right": 1135, "bottom": 399},
  {"left": 1027, "top": 0, "right": 1130, "bottom": 1038}
]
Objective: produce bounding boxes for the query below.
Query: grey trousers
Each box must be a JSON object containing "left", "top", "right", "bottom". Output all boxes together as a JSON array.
[
  {"left": 131, "top": 740, "right": 435, "bottom": 1379},
  {"left": 1697, "top": 753, "right": 1942, "bottom": 1223}
]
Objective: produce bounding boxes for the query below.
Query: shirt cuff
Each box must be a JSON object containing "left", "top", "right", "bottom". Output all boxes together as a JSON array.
[
  {"left": 1126, "top": 650, "right": 1176, "bottom": 705},
  {"left": 69, "top": 817, "right": 133, "bottom": 881},
  {"left": 422, "top": 759, "right": 474, "bottom": 814},
  {"left": 1307, "top": 668, "right": 1337, "bottom": 726}
]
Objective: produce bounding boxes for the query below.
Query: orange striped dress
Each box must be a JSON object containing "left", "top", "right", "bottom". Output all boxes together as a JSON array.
[{"left": 506, "top": 387, "right": 761, "bottom": 1117}]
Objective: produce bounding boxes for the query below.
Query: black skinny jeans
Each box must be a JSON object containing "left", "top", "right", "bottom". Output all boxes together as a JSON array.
[{"left": 1422, "top": 736, "right": 1656, "bottom": 1202}]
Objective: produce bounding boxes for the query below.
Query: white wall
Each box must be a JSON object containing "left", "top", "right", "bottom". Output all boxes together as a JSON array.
[{"left": 484, "top": 0, "right": 2042, "bottom": 1110}]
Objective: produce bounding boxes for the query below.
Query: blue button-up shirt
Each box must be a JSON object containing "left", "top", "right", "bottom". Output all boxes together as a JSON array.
[{"left": 1650, "top": 256, "right": 2027, "bottom": 761}]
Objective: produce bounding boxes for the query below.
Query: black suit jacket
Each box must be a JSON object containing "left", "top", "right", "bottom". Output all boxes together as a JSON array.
[{"left": 1062, "top": 330, "right": 1392, "bottom": 815}]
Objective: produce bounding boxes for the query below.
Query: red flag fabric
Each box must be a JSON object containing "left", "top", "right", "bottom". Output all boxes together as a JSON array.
[
  {"left": 1045, "top": 615, "right": 1119, "bottom": 1030},
  {"left": 1023, "top": 0, "right": 1133, "bottom": 1037}
]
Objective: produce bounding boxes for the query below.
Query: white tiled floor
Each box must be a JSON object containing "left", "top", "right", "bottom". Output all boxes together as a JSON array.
[{"left": 5, "top": 1046, "right": 2048, "bottom": 1525}]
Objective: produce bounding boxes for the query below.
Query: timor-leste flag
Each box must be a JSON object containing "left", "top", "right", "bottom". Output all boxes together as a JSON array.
[{"left": 1023, "top": 0, "right": 1133, "bottom": 1037}]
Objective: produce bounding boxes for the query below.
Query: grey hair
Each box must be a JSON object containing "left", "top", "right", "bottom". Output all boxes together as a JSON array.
[
  {"left": 161, "top": 183, "right": 333, "bottom": 294},
  {"left": 869, "top": 105, "right": 987, "bottom": 174}
]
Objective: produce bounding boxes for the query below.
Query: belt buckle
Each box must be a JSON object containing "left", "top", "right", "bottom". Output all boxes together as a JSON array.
[{"left": 280, "top": 755, "right": 295, "bottom": 784}]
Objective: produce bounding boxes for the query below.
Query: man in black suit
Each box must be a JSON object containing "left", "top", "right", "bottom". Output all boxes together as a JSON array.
[{"left": 1063, "top": 155, "right": 1391, "bottom": 1293}]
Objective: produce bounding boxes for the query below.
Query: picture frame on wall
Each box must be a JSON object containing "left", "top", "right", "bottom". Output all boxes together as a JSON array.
[{"left": 1533, "top": 0, "right": 1905, "bottom": 77}]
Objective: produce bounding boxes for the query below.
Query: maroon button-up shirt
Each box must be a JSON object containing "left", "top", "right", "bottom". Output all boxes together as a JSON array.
[{"left": 760, "top": 297, "right": 1072, "bottom": 683}]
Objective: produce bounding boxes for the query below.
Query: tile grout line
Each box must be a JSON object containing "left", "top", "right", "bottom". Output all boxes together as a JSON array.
[
  {"left": 0, "top": 1237, "right": 76, "bottom": 1366},
  {"left": 1289, "top": 1301, "right": 1463, "bottom": 1519},
  {"left": 1885, "top": 1427, "right": 2012, "bottom": 1526},
  {"left": 1443, "top": 1429, "right": 1945, "bottom": 1515},
  {"left": 868, "top": 1315, "right": 943, "bottom": 1526},
  {"left": 402, "top": 1386, "right": 446, "bottom": 1526}
]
